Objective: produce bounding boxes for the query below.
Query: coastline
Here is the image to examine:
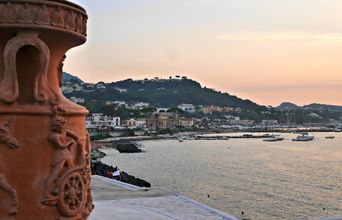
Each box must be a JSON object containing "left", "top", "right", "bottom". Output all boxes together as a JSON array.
[
  {"left": 91, "top": 127, "right": 339, "bottom": 144},
  {"left": 98, "top": 133, "right": 342, "bottom": 220}
]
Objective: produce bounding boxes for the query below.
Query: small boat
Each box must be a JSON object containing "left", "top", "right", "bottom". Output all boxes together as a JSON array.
[
  {"left": 263, "top": 135, "right": 284, "bottom": 142},
  {"left": 325, "top": 136, "right": 335, "bottom": 139},
  {"left": 178, "top": 138, "right": 184, "bottom": 142},
  {"left": 184, "top": 136, "right": 194, "bottom": 141},
  {"left": 292, "top": 133, "right": 314, "bottom": 142},
  {"left": 242, "top": 134, "right": 253, "bottom": 138}
]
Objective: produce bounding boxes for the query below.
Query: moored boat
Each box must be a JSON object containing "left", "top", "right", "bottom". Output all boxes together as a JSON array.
[
  {"left": 263, "top": 135, "right": 284, "bottom": 142},
  {"left": 292, "top": 133, "right": 314, "bottom": 141}
]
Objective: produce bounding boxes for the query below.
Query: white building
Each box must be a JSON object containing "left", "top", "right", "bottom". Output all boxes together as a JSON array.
[
  {"left": 178, "top": 104, "right": 196, "bottom": 113},
  {"left": 106, "top": 101, "right": 126, "bottom": 107},
  {"left": 127, "top": 102, "right": 150, "bottom": 110},
  {"left": 96, "top": 82, "right": 106, "bottom": 89},
  {"left": 308, "top": 113, "right": 321, "bottom": 118},
  {"left": 135, "top": 120, "right": 147, "bottom": 128},
  {"left": 86, "top": 113, "right": 122, "bottom": 130},
  {"left": 61, "top": 82, "right": 83, "bottom": 94},
  {"left": 115, "top": 87, "right": 128, "bottom": 93},
  {"left": 156, "top": 108, "right": 170, "bottom": 113},
  {"left": 111, "top": 117, "right": 121, "bottom": 128}
]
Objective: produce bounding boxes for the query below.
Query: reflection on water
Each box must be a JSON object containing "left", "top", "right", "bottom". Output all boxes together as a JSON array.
[{"left": 101, "top": 132, "right": 342, "bottom": 220}]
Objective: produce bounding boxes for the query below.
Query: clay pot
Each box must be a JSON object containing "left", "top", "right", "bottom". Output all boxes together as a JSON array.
[{"left": 0, "top": 0, "right": 93, "bottom": 219}]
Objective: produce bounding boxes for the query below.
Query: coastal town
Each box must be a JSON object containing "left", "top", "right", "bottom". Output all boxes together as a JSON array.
[{"left": 61, "top": 76, "right": 342, "bottom": 140}]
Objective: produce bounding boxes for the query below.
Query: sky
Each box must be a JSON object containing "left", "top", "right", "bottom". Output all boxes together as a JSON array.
[{"left": 65, "top": 0, "right": 342, "bottom": 106}]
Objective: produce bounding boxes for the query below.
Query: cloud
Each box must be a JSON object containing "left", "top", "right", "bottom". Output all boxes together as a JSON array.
[{"left": 218, "top": 32, "right": 342, "bottom": 43}]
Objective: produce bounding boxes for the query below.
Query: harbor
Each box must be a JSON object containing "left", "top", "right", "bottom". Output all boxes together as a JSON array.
[
  {"left": 90, "top": 175, "right": 342, "bottom": 220},
  {"left": 99, "top": 132, "right": 342, "bottom": 220}
]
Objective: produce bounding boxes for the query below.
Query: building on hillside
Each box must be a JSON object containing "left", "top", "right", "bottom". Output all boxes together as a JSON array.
[
  {"left": 193, "top": 118, "right": 205, "bottom": 129},
  {"left": 61, "top": 82, "right": 82, "bottom": 94},
  {"left": 147, "top": 114, "right": 177, "bottom": 130},
  {"left": 308, "top": 112, "right": 321, "bottom": 118},
  {"left": 177, "top": 104, "right": 196, "bottom": 113},
  {"left": 126, "top": 119, "right": 137, "bottom": 128},
  {"left": 95, "top": 82, "right": 106, "bottom": 89},
  {"left": 106, "top": 101, "right": 116, "bottom": 105},
  {"left": 136, "top": 120, "right": 147, "bottom": 128},
  {"left": 105, "top": 101, "right": 127, "bottom": 107},
  {"left": 127, "top": 102, "right": 150, "bottom": 110},
  {"left": 84, "top": 83, "right": 95, "bottom": 89},
  {"left": 146, "top": 116, "right": 158, "bottom": 131},
  {"left": 111, "top": 117, "right": 121, "bottom": 127},
  {"left": 228, "top": 119, "right": 255, "bottom": 126},
  {"left": 115, "top": 101, "right": 127, "bottom": 107},
  {"left": 202, "top": 105, "right": 222, "bottom": 114},
  {"left": 201, "top": 105, "right": 235, "bottom": 114},
  {"left": 92, "top": 113, "right": 103, "bottom": 123},
  {"left": 124, "top": 119, "right": 147, "bottom": 129},
  {"left": 86, "top": 113, "right": 121, "bottom": 130},
  {"left": 115, "top": 87, "right": 127, "bottom": 93},
  {"left": 156, "top": 108, "right": 170, "bottom": 113},
  {"left": 178, "top": 118, "right": 194, "bottom": 128}
]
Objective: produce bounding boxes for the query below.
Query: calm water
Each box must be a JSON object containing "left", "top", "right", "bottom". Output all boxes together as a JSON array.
[{"left": 101, "top": 132, "right": 342, "bottom": 220}]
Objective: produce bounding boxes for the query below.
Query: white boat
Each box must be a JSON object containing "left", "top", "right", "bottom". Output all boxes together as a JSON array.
[
  {"left": 263, "top": 135, "right": 284, "bottom": 142},
  {"left": 178, "top": 136, "right": 192, "bottom": 142},
  {"left": 292, "top": 133, "right": 314, "bottom": 141}
]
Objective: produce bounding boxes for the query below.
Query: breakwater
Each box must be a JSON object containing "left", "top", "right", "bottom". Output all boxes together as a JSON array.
[{"left": 91, "top": 161, "right": 151, "bottom": 188}]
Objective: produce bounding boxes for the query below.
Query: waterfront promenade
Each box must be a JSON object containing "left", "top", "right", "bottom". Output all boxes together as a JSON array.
[{"left": 89, "top": 175, "right": 239, "bottom": 220}]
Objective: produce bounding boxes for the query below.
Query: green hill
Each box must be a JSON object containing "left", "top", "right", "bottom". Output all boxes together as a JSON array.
[{"left": 64, "top": 77, "right": 266, "bottom": 111}]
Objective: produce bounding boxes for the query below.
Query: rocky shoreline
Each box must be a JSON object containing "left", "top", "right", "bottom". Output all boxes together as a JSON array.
[
  {"left": 114, "top": 142, "right": 143, "bottom": 153},
  {"left": 91, "top": 161, "right": 151, "bottom": 188}
]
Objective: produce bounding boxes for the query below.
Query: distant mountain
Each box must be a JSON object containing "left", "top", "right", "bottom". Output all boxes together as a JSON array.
[
  {"left": 303, "top": 103, "right": 342, "bottom": 112},
  {"left": 62, "top": 72, "right": 84, "bottom": 84},
  {"left": 63, "top": 75, "right": 267, "bottom": 111},
  {"left": 276, "top": 102, "right": 299, "bottom": 111},
  {"left": 276, "top": 102, "right": 342, "bottom": 113}
]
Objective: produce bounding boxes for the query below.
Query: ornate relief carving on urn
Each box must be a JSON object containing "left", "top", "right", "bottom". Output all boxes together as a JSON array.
[{"left": 0, "top": 0, "right": 93, "bottom": 219}]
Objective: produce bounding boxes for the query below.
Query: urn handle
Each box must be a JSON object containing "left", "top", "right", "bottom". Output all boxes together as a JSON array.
[{"left": 0, "top": 32, "right": 55, "bottom": 104}]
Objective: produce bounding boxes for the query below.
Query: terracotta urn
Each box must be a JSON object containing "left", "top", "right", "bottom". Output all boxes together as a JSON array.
[{"left": 0, "top": 0, "right": 93, "bottom": 219}]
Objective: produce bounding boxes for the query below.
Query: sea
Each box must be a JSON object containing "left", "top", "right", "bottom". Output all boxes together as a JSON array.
[{"left": 101, "top": 132, "right": 342, "bottom": 220}]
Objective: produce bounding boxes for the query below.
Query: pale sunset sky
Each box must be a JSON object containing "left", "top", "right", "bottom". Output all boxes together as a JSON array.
[{"left": 65, "top": 0, "right": 342, "bottom": 106}]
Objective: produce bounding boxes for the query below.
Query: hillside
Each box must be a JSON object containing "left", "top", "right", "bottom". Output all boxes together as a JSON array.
[
  {"left": 63, "top": 76, "right": 266, "bottom": 111},
  {"left": 62, "top": 72, "right": 84, "bottom": 84},
  {"left": 276, "top": 102, "right": 299, "bottom": 111},
  {"left": 276, "top": 102, "right": 342, "bottom": 113},
  {"left": 303, "top": 103, "right": 342, "bottom": 112}
]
